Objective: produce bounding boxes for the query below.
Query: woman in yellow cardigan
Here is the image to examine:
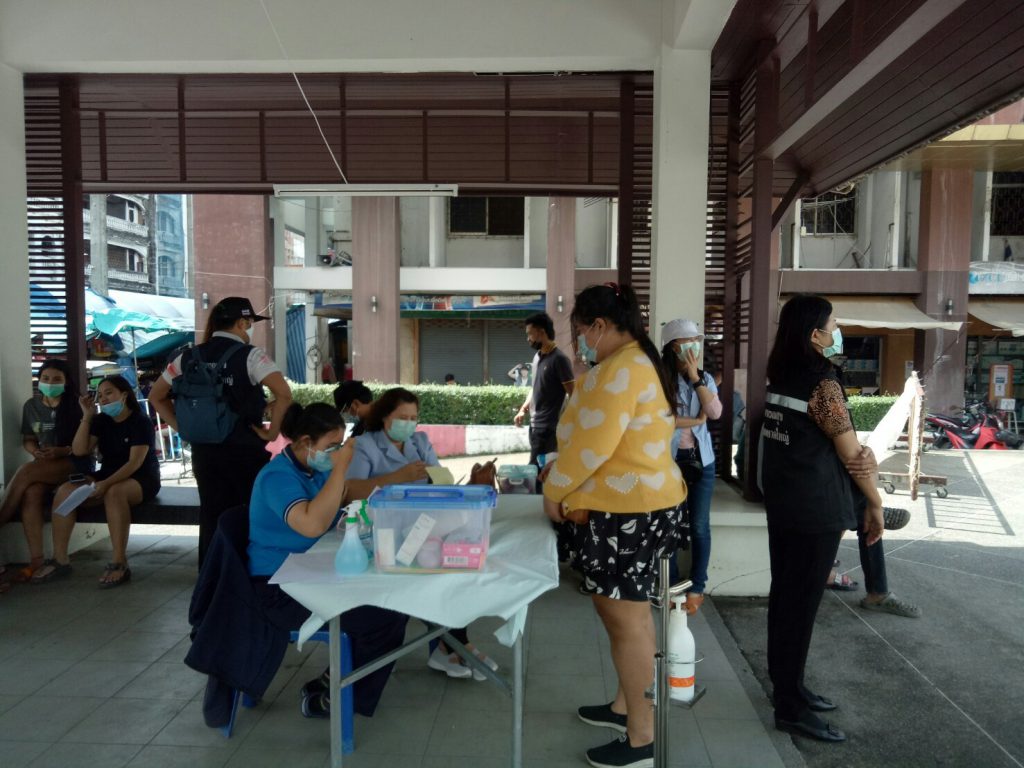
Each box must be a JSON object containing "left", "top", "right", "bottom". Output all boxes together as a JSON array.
[{"left": 543, "top": 283, "right": 685, "bottom": 768}]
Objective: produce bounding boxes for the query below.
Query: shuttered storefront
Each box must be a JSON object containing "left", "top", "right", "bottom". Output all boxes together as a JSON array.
[{"left": 418, "top": 319, "right": 529, "bottom": 385}]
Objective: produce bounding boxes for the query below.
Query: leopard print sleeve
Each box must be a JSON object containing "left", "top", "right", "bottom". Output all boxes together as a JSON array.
[{"left": 807, "top": 378, "right": 853, "bottom": 439}]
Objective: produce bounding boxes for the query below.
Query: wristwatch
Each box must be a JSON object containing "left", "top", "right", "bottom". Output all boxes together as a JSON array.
[{"left": 692, "top": 378, "right": 706, "bottom": 389}]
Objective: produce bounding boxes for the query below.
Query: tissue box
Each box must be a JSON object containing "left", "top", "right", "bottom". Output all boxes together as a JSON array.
[
  {"left": 497, "top": 464, "right": 538, "bottom": 494},
  {"left": 368, "top": 484, "right": 496, "bottom": 573}
]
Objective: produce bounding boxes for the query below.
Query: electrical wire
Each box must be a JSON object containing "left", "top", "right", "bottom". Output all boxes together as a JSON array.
[{"left": 256, "top": 0, "right": 349, "bottom": 185}]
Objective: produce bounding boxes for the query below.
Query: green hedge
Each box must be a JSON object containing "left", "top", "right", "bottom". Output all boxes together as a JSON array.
[
  {"left": 287, "top": 382, "right": 526, "bottom": 426},
  {"left": 290, "top": 383, "right": 898, "bottom": 430},
  {"left": 848, "top": 395, "right": 897, "bottom": 431}
]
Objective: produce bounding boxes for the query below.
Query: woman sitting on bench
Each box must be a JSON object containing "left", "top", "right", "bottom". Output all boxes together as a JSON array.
[
  {"left": 0, "top": 359, "right": 91, "bottom": 585},
  {"left": 33, "top": 375, "right": 161, "bottom": 587}
]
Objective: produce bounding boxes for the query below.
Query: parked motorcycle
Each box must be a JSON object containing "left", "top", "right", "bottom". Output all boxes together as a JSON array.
[{"left": 926, "top": 401, "right": 1023, "bottom": 450}]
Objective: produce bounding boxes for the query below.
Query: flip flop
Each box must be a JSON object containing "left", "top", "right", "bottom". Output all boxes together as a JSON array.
[
  {"left": 826, "top": 573, "right": 858, "bottom": 591},
  {"left": 30, "top": 559, "right": 72, "bottom": 584}
]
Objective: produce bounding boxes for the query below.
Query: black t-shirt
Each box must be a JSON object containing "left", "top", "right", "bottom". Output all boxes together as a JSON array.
[
  {"left": 530, "top": 346, "right": 574, "bottom": 431},
  {"left": 89, "top": 410, "right": 161, "bottom": 484}
]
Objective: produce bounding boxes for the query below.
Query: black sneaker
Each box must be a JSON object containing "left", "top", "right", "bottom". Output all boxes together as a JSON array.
[
  {"left": 883, "top": 507, "right": 910, "bottom": 530},
  {"left": 299, "top": 670, "right": 329, "bottom": 699},
  {"left": 300, "top": 690, "right": 329, "bottom": 719},
  {"left": 578, "top": 703, "right": 628, "bottom": 733},
  {"left": 586, "top": 734, "right": 653, "bottom": 768}
]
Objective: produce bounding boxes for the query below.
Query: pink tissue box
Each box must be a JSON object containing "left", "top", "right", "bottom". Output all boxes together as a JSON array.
[{"left": 442, "top": 541, "right": 487, "bottom": 569}]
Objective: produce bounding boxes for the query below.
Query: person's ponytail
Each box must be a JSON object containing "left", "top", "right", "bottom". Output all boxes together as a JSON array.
[{"left": 611, "top": 285, "right": 675, "bottom": 408}]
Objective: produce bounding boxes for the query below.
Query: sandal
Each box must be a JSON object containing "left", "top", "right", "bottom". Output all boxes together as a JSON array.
[
  {"left": 98, "top": 562, "right": 131, "bottom": 589},
  {"left": 31, "top": 559, "right": 73, "bottom": 584},
  {"left": 826, "top": 572, "right": 858, "bottom": 591}
]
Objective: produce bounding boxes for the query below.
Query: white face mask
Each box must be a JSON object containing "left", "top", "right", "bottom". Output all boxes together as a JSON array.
[{"left": 244, "top": 324, "right": 254, "bottom": 343}]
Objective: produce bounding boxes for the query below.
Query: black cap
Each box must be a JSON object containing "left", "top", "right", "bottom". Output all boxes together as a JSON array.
[
  {"left": 333, "top": 380, "right": 373, "bottom": 411},
  {"left": 212, "top": 297, "right": 269, "bottom": 322}
]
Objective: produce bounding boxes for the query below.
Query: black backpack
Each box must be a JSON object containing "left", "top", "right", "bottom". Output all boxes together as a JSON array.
[{"left": 171, "top": 343, "right": 245, "bottom": 444}]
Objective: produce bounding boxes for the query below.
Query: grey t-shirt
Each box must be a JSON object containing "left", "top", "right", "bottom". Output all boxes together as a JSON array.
[
  {"left": 530, "top": 346, "right": 574, "bottom": 431},
  {"left": 21, "top": 397, "right": 58, "bottom": 447}
]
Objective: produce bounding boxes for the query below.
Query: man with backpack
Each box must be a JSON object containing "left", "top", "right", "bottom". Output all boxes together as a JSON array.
[{"left": 149, "top": 297, "right": 292, "bottom": 569}]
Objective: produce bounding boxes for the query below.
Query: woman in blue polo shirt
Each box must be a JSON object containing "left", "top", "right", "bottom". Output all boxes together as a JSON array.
[
  {"left": 247, "top": 402, "right": 408, "bottom": 719},
  {"left": 345, "top": 387, "right": 499, "bottom": 681}
]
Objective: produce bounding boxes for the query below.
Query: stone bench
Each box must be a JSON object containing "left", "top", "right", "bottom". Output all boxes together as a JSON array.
[
  {"left": 0, "top": 485, "right": 201, "bottom": 563},
  {"left": 74, "top": 485, "right": 200, "bottom": 526}
]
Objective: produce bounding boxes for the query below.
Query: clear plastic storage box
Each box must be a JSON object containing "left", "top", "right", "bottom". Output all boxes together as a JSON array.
[
  {"left": 496, "top": 464, "right": 538, "bottom": 495},
  {"left": 368, "top": 484, "right": 497, "bottom": 573}
]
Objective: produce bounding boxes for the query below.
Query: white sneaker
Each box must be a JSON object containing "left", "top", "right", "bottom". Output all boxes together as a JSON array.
[{"left": 428, "top": 647, "right": 472, "bottom": 678}]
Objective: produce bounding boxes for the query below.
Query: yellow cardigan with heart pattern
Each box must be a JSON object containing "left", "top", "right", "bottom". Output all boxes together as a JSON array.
[{"left": 543, "top": 340, "right": 686, "bottom": 514}]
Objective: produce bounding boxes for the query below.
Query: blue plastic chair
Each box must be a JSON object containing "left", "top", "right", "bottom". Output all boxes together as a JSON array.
[{"left": 222, "top": 629, "right": 355, "bottom": 754}]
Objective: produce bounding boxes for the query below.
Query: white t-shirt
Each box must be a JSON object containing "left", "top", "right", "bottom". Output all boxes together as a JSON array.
[{"left": 161, "top": 331, "right": 280, "bottom": 386}]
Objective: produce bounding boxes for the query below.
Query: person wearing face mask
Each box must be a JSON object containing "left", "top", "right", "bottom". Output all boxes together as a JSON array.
[
  {"left": 759, "top": 294, "right": 884, "bottom": 743},
  {"left": 0, "top": 360, "right": 92, "bottom": 585},
  {"left": 513, "top": 312, "right": 575, "bottom": 469},
  {"left": 149, "top": 296, "right": 293, "bottom": 570},
  {"left": 245, "top": 402, "right": 408, "bottom": 719},
  {"left": 344, "top": 388, "right": 498, "bottom": 680},
  {"left": 33, "top": 376, "right": 160, "bottom": 587},
  {"left": 333, "top": 379, "right": 374, "bottom": 437},
  {"left": 544, "top": 283, "right": 685, "bottom": 768},
  {"left": 659, "top": 318, "right": 722, "bottom": 615}
]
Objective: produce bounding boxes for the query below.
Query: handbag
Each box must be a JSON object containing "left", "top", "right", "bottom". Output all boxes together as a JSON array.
[
  {"left": 467, "top": 457, "right": 498, "bottom": 490},
  {"left": 677, "top": 447, "right": 703, "bottom": 487}
]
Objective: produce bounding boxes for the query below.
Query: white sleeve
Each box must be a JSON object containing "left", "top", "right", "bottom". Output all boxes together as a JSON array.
[
  {"left": 247, "top": 347, "right": 281, "bottom": 385},
  {"left": 161, "top": 353, "right": 185, "bottom": 384}
]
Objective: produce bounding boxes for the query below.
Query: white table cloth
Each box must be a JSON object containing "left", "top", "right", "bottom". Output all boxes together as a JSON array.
[{"left": 272, "top": 495, "right": 559, "bottom": 648}]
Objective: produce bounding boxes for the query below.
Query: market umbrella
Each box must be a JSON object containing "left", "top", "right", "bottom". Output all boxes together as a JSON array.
[{"left": 87, "top": 308, "right": 187, "bottom": 388}]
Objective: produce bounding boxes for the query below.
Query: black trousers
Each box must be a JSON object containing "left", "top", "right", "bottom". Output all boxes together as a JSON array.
[
  {"left": 193, "top": 443, "right": 270, "bottom": 570},
  {"left": 766, "top": 524, "right": 844, "bottom": 720},
  {"left": 528, "top": 426, "right": 557, "bottom": 467},
  {"left": 252, "top": 578, "right": 409, "bottom": 717}
]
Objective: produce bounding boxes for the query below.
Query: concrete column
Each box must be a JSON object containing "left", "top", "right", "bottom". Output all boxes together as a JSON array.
[
  {"left": 650, "top": 46, "right": 711, "bottom": 336},
  {"left": 546, "top": 197, "right": 576, "bottom": 347},
  {"left": 352, "top": 197, "right": 400, "bottom": 383},
  {"left": 0, "top": 64, "right": 31, "bottom": 478},
  {"left": 269, "top": 198, "right": 288, "bottom": 372},
  {"left": 428, "top": 196, "right": 446, "bottom": 267},
  {"left": 914, "top": 169, "right": 972, "bottom": 413}
]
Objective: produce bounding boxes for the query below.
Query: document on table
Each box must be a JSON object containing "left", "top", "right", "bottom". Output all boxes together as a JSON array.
[{"left": 425, "top": 466, "right": 455, "bottom": 485}]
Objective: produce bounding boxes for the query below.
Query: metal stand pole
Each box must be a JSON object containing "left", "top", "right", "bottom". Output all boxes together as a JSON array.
[{"left": 651, "top": 556, "right": 704, "bottom": 768}]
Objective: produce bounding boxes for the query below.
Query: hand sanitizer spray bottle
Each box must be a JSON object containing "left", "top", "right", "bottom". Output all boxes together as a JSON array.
[
  {"left": 667, "top": 600, "right": 696, "bottom": 702},
  {"left": 335, "top": 512, "right": 369, "bottom": 575}
]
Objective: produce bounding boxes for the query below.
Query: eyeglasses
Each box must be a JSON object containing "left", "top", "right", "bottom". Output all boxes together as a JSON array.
[{"left": 322, "top": 441, "right": 345, "bottom": 454}]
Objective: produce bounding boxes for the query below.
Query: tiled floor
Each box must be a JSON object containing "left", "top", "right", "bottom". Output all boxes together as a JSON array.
[{"left": 0, "top": 529, "right": 797, "bottom": 767}]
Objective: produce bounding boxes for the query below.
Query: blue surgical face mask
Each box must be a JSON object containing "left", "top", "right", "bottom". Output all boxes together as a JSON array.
[
  {"left": 819, "top": 327, "right": 844, "bottom": 358},
  {"left": 386, "top": 418, "right": 417, "bottom": 443},
  {"left": 675, "top": 341, "right": 700, "bottom": 361},
  {"left": 577, "top": 324, "right": 603, "bottom": 365},
  {"left": 307, "top": 445, "right": 334, "bottom": 473},
  {"left": 100, "top": 399, "right": 124, "bottom": 418},
  {"left": 38, "top": 382, "right": 65, "bottom": 398}
]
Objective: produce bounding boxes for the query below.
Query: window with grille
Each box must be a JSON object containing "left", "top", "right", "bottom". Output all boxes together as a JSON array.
[
  {"left": 992, "top": 172, "right": 1024, "bottom": 236},
  {"left": 800, "top": 190, "right": 857, "bottom": 235},
  {"left": 449, "top": 197, "right": 525, "bottom": 236}
]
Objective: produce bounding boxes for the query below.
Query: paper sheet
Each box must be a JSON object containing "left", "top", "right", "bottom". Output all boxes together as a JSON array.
[
  {"left": 425, "top": 466, "right": 455, "bottom": 485},
  {"left": 53, "top": 483, "right": 95, "bottom": 517}
]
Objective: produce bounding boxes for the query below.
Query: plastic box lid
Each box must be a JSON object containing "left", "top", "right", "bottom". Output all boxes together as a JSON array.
[
  {"left": 496, "top": 464, "right": 538, "bottom": 479},
  {"left": 368, "top": 484, "right": 497, "bottom": 511}
]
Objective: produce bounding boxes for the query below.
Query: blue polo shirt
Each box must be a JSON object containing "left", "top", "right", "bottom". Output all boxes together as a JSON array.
[
  {"left": 247, "top": 447, "right": 342, "bottom": 576},
  {"left": 345, "top": 429, "right": 439, "bottom": 483}
]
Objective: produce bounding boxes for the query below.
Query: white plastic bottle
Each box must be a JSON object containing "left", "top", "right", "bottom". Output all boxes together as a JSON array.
[
  {"left": 335, "top": 514, "right": 369, "bottom": 575},
  {"left": 667, "top": 600, "right": 696, "bottom": 702}
]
